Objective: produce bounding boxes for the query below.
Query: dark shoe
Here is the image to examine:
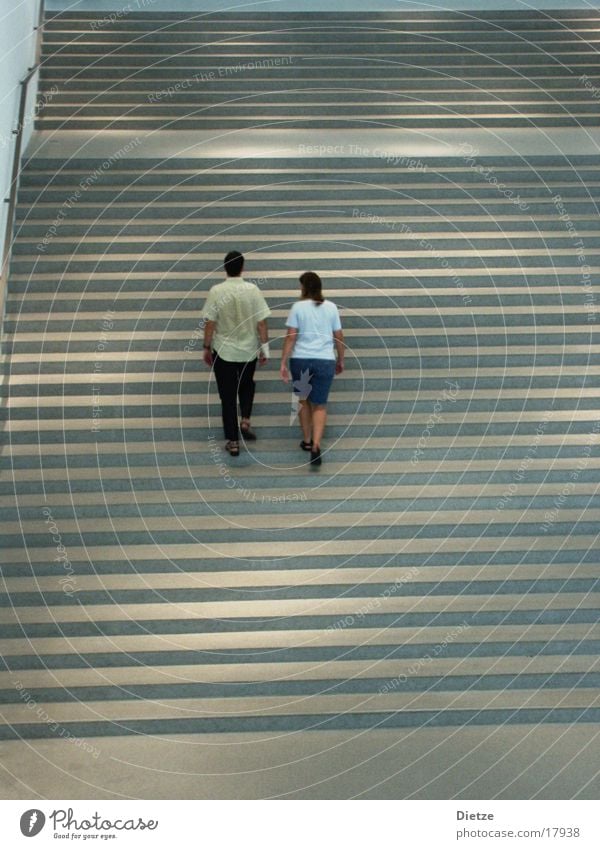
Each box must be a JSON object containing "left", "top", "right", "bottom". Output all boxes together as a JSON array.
[
  {"left": 300, "top": 439, "right": 313, "bottom": 451},
  {"left": 240, "top": 421, "right": 257, "bottom": 440},
  {"left": 225, "top": 440, "right": 240, "bottom": 456},
  {"left": 310, "top": 446, "right": 322, "bottom": 467}
]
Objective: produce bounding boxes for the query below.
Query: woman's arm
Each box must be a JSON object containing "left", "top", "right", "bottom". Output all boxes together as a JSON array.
[
  {"left": 333, "top": 328, "right": 345, "bottom": 374},
  {"left": 280, "top": 327, "right": 297, "bottom": 383}
]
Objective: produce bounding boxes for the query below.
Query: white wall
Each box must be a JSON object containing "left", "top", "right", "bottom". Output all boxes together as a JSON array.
[{"left": 0, "top": 0, "right": 41, "bottom": 271}]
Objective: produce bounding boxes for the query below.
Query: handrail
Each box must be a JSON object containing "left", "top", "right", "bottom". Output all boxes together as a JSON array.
[{"left": 0, "top": 0, "right": 45, "bottom": 338}]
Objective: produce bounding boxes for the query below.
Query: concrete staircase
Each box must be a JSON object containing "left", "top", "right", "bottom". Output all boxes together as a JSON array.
[
  {"left": 38, "top": 10, "right": 600, "bottom": 130},
  {"left": 1, "top": 151, "right": 599, "bottom": 742},
  {"left": 0, "top": 12, "right": 600, "bottom": 776}
]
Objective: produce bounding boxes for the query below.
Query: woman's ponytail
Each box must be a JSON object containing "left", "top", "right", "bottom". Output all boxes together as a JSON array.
[{"left": 300, "top": 271, "right": 324, "bottom": 305}]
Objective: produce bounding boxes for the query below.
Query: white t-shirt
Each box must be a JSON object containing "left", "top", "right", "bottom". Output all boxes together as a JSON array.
[{"left": 286, "top": 299, "right": 342, "bottom": 360}]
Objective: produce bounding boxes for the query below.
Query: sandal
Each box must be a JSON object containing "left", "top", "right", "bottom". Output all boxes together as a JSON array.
[
  {"left": 225, "top": 440, "right": 240, "bottom": 456},
  {"left": 310, "top": 446, "right": 322, "bottom": 467},
  {"left": 240, "top": 420, "right": 257, "bottom": 441},
  {"left": 300, "top": 440, "right": 313, "bottom": 451}
]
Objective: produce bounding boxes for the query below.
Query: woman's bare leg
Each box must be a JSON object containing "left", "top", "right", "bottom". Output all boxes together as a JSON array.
[
  {"left": 298, "top": 399, "right": 312, "bottom": 443},
  {"left": 311, "top": 404, "right": 327, "bottom": 449}
]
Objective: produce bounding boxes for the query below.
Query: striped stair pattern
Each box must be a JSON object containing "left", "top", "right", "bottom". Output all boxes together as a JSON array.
[
  {"left": 37, "top": 10, "right": 600, "bottom": 130},
  {"left": 1, "top": 153, "right": 599, "bottom": 740}
]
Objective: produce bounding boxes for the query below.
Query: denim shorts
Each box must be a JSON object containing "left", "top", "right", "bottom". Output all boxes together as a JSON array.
[{"left": 289, "top": 357, "right": 336, "bottom": 406}]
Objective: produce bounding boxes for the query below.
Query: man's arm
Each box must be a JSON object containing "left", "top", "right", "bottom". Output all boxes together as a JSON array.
[
  {"left": 257, "top": 319, "right": 268, "bottom": 345},
  {"left": 257, "top": 319, "right": 269, "bottom": 365},
  {"left": 203, "top": 319, "right": 216, "bottom": 366}
]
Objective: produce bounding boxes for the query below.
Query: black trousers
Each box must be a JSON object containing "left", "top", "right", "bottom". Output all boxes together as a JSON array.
[{"left": 213, "top": 353, "right": 257, "bottom": 441}]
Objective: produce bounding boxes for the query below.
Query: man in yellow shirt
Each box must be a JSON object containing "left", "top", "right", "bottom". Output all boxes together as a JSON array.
[{"left": 202, "top": 251, "right": 271, "bottom": 456}]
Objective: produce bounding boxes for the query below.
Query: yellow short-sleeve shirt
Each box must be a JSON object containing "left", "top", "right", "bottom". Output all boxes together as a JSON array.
[{"left": 201, "top": 277, "right": 271, "bottom": 362}]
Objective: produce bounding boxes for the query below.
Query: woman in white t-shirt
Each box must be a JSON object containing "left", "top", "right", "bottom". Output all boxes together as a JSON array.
[{"left": 280, "top": 272, "right": 344, "bottom": 467}]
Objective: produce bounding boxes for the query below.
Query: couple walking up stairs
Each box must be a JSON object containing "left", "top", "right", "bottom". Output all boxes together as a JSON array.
[{"left": 0, "top": 8, "right": 598, "bottom": 797}]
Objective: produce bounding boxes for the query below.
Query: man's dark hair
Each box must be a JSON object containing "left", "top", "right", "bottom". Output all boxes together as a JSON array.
[{"left": 224, "top": 251, "right": 244, "bottom": 277}]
